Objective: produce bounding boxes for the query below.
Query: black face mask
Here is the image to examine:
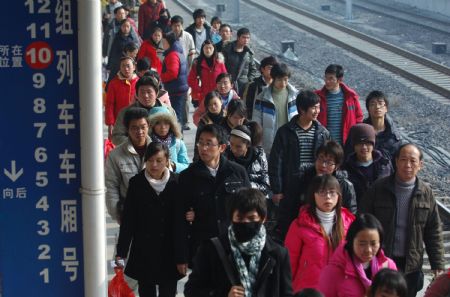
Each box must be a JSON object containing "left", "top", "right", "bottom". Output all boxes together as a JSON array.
[{"left": 232, "top": 222, "right": 262, "bottom": 242}]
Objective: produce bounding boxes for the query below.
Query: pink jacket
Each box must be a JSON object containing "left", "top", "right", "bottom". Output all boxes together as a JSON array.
[
  {"left": 318, "top": 243, "right": 397, "bottom": 297},
  {"left": 285, "top": 206, "right": 355, "bottom": 293}
]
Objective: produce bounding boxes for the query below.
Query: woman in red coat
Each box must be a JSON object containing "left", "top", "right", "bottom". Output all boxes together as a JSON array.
[
  {"left": 137, "top": 26, "right": 164, "bottom": 74},
  {"left": 285, "top": 174, "right": 355, "bottom": 293},
  {"left": 105, "top": 56, "right": 138, "bottom": 136},
  {"left": 188, "top": 40, "right": 227, "bottom": 110}
]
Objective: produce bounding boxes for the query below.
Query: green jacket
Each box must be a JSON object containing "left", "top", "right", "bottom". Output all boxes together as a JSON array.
[{"left": 359, "top": 174, "right": 445, "bottom": 274}]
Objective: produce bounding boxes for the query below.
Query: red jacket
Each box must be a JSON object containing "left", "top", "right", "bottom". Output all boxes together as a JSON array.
[
  {"left": 285, "top": 206, "right": 354, "bottom": 293},
  {"left": 318, "top": 243, "right": 397, "bottom": 297},
  {"left": 188, "top": 57, "right": 227, "bottom": 104},
  {"left": 105, "top": 73, "right": 138, "bottom": 125},
  {"left": 137, "top": 40, "right": 163, "bottom": 74},
  {"left": 315, "top": 83, "right": 363, "bottom": 144},
  {"left": 138, "top": 1, "right": 165, "bottom": 37}
]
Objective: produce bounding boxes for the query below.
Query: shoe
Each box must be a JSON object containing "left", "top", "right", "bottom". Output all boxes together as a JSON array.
[{"left": 183, "top": 124, "right": 191, "bottom": 131}]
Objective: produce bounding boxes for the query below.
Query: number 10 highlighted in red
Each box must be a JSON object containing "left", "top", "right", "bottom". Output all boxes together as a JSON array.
[{"left": 26, "top": 41, "right": 53, "bottom": 70}]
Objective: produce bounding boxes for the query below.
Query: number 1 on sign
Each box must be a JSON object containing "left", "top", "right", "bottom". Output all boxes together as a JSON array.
[{"left": 39, "top": 268, "right": 49, "bottom": 283}]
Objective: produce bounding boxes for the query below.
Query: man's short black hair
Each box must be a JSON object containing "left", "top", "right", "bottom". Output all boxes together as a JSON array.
[
  {"left": 123, "top": 107, "right": 149, "bottom": 130},
  {"left": 237, "top": 27, "right": 250, "bottom": 37},
  {"left": 171, "top": 15, "right": 183, "bottom": 25},
  {"left": 365, "top": 90, "right": 389, "bottom": 111},
  {"left": 136, "top": 75, "right": 159, "bottom": 93},
  {"left": 270, "top": 63, "right": 291, "bottom": 79},
  {"left": 315, "top": 140, "right": 344, "bottom": 167},
  {"left": 219, "top": 23, "right": 232, "bottom": 32},
  {"left": 227, "top": 188, "right": 267, "bottom": 220},
  {"left": 136, "top": 57, "right": 151, "bottom": 72},
  {"left": 123, "top": 42, "right": 138, "bottom": 53},
  {"left": 216, "top": 72, "right": 233, "bottom": 83},
  {"left": 259, "top": 56, "right": 278, "bottom": 71},
  {"left": 193, "top": 8, "right": 206, "bottom": 19},
  {"left": 211, "top": 16, "right": 221, "bottom": 25},
  {"left": 296, "top": 90, "right": 320, "bottom": 113},
  {"left": 197, "top": 123, "right": 227, "bottom": 145},
  {"left": 325, "top": 64, "right": 344, "bottom": 79},
  {"left": 163, "top": 32, "right": 177, "bottom": 47}
]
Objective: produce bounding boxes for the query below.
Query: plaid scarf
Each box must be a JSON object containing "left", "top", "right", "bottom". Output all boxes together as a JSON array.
[
  {"left": 228, "top": 224, "right": 266, "bottom": 297},
  {"left": 151, "top": 132, "right": 173, "bottom": 148}
]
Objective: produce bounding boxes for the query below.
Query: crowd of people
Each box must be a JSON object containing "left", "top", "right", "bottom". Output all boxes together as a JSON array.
[{"left": 102, "top": 0, "right": 448, "bottom": 297}]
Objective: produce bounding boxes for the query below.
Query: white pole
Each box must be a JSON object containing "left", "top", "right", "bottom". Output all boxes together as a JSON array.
[
  {"left": 77, "top": 0, "right": 107, "bottom": 296},
  {"left": 346, "top": 0, "right": 353, "bottom": 21}
]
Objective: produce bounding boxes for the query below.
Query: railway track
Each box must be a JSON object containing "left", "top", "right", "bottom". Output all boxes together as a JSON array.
[
  {"left": 330, "top": 0, "right": 450, "bottom": 36},
  {"left": 242, "top": 0, "right": 450, "bottom": 105}
]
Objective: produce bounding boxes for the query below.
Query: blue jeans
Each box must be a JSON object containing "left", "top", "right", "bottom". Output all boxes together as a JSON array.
[{"left": 169, "top": 93, "right": 186, "bottom": 125}]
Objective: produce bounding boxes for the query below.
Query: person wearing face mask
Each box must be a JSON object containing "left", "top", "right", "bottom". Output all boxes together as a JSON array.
[
  {"left": 188, "top": 40, "right": 227, "bottom": 111},
  {"left": 147, "top": 8, "right": 172, "bottom": 36},
  {"left": 185, "top": 188, "right": 293, "bottom": 297}
]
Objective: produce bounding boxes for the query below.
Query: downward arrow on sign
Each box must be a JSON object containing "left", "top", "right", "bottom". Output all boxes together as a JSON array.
[{"left": 4, "top": 160, "right": 24, "bottom": 182}]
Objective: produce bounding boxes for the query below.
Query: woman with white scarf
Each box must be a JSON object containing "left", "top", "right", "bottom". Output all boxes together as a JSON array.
[{"left": 116, "top": 142, "right": 182, "bottom": 297}]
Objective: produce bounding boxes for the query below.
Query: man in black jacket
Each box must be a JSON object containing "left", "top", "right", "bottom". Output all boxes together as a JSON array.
[
  {"left": 185, "top": 188, "right": 293, "bottom": 297},
  {"left": 175, "top": 124, "right": 251, "bottom": 275},
  {"left": 222, "top": 27, "right": 258, "bottom": 97},
  {"left": 184, "top": 9, "right": 211, "bottom": 56}
]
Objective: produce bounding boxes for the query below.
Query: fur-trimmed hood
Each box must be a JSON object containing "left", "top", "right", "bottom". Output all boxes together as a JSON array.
[{"left": 148, "top": 106, "right": 182, "bottom": 139}]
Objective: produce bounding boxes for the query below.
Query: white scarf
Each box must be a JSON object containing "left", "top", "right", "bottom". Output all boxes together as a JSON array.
[
  {"left": 145, "top": 167, "right": 170, "bottom": 195},
  {"left": 316, "top": 208, "right": 336, "bottom": 236}
]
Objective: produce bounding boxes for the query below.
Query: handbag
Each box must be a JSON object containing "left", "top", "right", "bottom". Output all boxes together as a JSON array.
[
  {"left": 108, "top": 267, "right": 135, "bottom": 297},
  {"left": 211, "top": 237, "right": 239, "bottom": 286}
]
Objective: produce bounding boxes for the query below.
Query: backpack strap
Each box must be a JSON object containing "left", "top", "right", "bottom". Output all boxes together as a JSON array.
[{"left": 211, "top": 237, "right": 239, "bottom": 286}]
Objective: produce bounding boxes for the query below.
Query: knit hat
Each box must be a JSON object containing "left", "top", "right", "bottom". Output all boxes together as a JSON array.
[
  {"left": 148, "top": 106, "right": 182, "bottom": 138},
  {"left": 351, "top": 123, "right": 376, "bottom": 146}
]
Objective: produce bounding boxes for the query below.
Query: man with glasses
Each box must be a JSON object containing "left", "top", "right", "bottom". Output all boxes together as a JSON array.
[
  {"left": 360, "top": 143, "right": 445, "bottom": 297},
  {"left": 174, "top": 124, "right": 251, "bottom": 274},
  {"left": 315, "top": 64, "right": 363, "bottom": 145},
  {"left": 276, "top": 140, "right": 357, "bottom": 239},
  {"left": 345, "top": 90, "right": 404, "bottom": 161}
]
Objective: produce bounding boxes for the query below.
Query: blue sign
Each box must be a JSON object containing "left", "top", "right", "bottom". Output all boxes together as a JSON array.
[{"left": 0, "top": 0, "right": 83, "bottom": 295}]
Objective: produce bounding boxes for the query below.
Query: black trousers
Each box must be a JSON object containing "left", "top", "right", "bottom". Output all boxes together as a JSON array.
[
  {"left": 393, "top": 257, "right": 424, "bottom": 297},
  {"left": 138, "top": 279, "right": 177, "bottom": 297}
]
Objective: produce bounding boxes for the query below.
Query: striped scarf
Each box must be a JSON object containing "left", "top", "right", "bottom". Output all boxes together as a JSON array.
[{"left": 228, "top": 224, "right": 266, "bottom": 297}]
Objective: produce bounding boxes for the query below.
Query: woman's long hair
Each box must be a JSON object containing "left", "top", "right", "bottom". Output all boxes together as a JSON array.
[
  {"left": 306, "top": 174, "right": 345, "bottom": 250},
  {"left": 196, "top": 39, "right": 218, "bottom": 77}
]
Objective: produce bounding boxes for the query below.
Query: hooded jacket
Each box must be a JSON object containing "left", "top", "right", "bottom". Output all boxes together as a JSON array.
[
  {"left": 318, "top": 243, "right": 397, "bottom": 297},
  {"left": 161, "top": 41, "right": 189, "bottom": 95},
  {"left": 285, "top": 206, "right": 355, "bottom": 292},
  {"left": 315, "top": 83, "right": 363, "bottom": 144},
  {"left": 105, "top": 72, "right": 139, "bottom": 125},
  {"left": 253, "top": 84, "right": 299, "bottom": 154}
]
